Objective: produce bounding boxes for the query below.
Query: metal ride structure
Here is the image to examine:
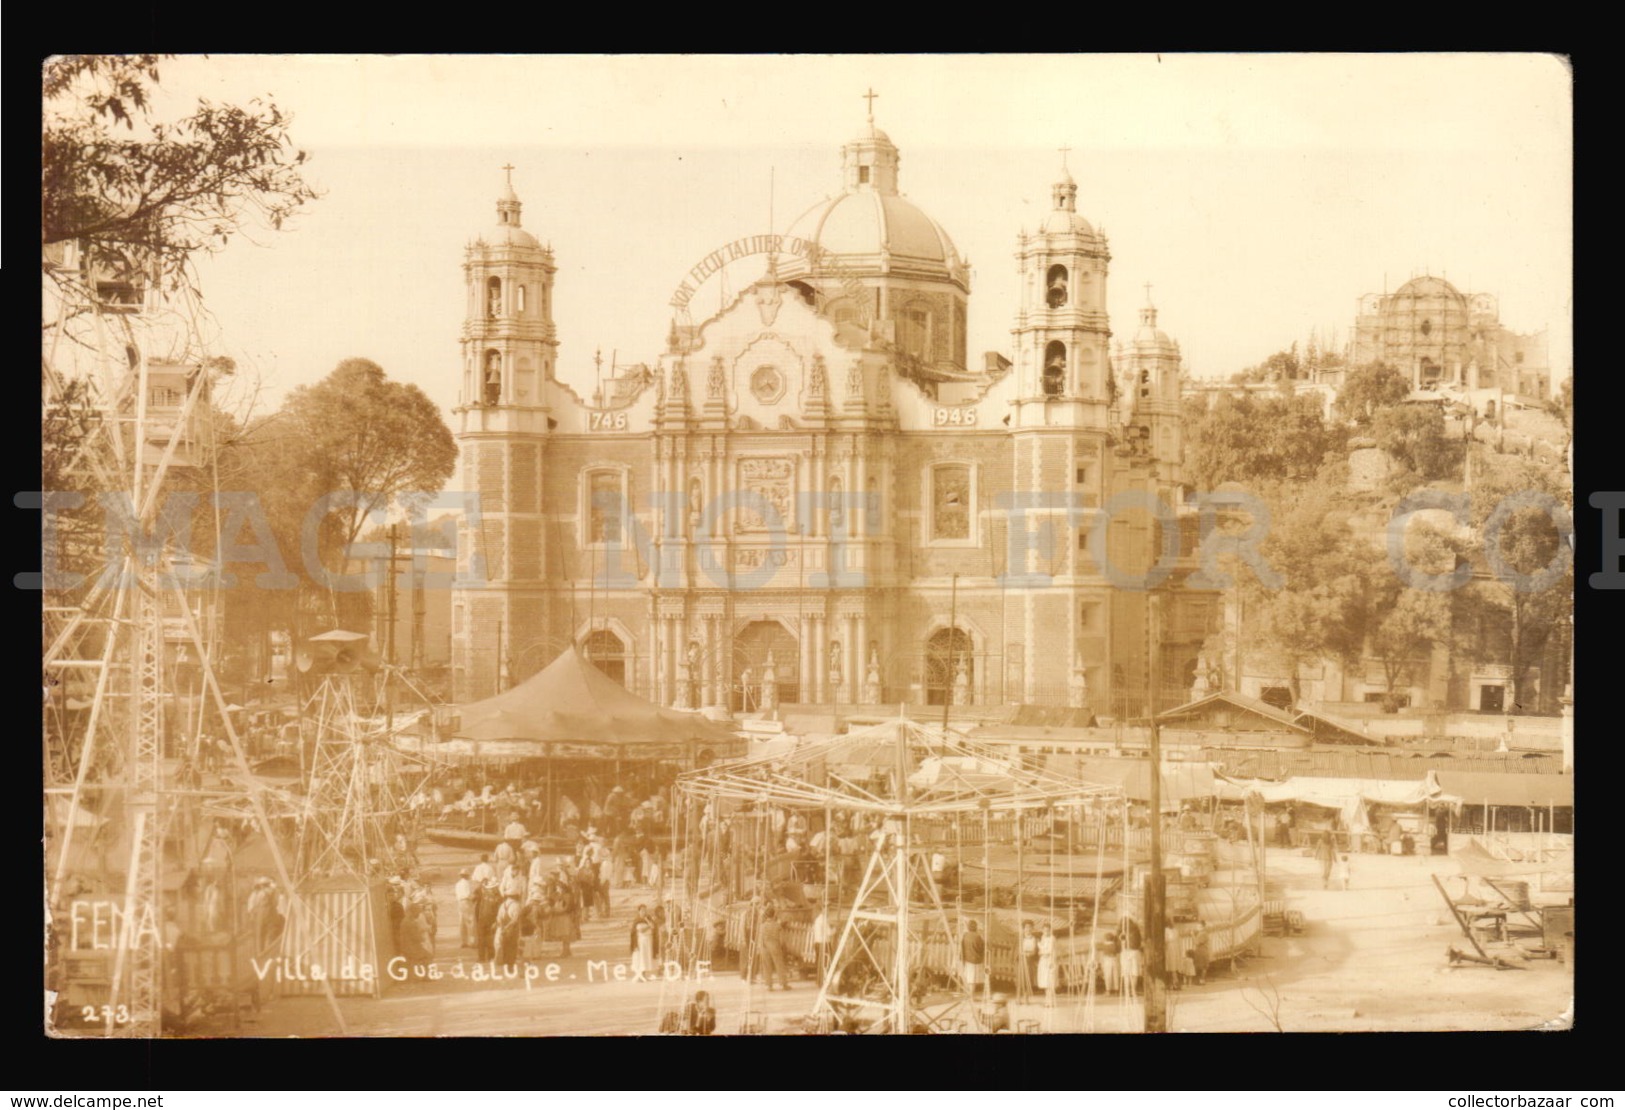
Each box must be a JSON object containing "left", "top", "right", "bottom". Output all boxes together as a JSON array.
[
  {"left": 673, "top": 716, "right": 1125, "bottom": 1034},
  {"left": 41, "top": 251, "right": 346, "bottom": 1037},
  {"left": 293, "top": 631, "right": 419, "bottom": 880}
]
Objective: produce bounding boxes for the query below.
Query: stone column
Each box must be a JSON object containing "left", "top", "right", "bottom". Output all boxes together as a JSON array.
[
  {"left": 856, "top": 613, "right": 871, "bottom": 703},
  {"left": 799, "top": 617, "right": 812, "bottom": 702}
]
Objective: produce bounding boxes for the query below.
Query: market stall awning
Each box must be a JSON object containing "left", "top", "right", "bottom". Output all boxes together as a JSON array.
[
  {"left": 1432, "top": 771, "right": 1573, "bottom": 809},
  {"left": 417, "top": 643, "right": 742, "bottom": 761},
  {"left": 1215, "top": 771, "right": 1462, "bottom": 831}
]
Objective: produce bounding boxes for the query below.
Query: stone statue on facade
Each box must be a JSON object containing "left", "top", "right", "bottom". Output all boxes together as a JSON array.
[
  {"left": 759, "top": 651, "right": 779, "bottom": 714},
  {"left": 952, "top": 656, "right": 970, "bottom": 706},
  {"left": 1069, "top": 665, "right": 1089, "bottom": 709},
  {"left": 863, "top": 647, "right": 883, "bottom": 704}
]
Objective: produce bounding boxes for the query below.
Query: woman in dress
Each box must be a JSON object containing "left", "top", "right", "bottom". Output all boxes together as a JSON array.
[
  {"left": 629, "top": 905, "right": 656, "bottom": 977},
  {"left": 1036, "top": 922, "right": 1058, "bottom": 1007}
]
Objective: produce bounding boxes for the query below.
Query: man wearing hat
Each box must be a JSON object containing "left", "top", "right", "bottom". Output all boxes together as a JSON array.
[
  {"left": 475, "top": 877, "right": 501, "bottom": 962},
  {"left": 455, "top": 868, "right": 476, "bottom": 947}
]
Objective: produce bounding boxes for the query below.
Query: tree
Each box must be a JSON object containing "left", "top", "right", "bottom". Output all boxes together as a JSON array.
[
  {"left": 1336, "top": 363, "right": 1409, "bottom": 425},
  {"left": 1372, "top": 403, "right": 1462, "bottom": 484},
  {"left": 1368, "top": 589, "right": 1451, "bottom": 710},
  {"left": 43, "top": 54, "right": 319, "bottom": 295},
  {"left": 1183, "top": 391, "right": 1345, "bottom": 491},
  {"left": 1462, "top": 455, "right": 1573, "bottom": 713},
  {"left": 263, "top": 359, "right": 457, "bottom": 629}
]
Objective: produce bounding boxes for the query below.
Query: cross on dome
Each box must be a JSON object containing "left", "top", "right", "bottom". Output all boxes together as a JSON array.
[
  {"left": 496, "top": 164, "right": 523, "bottom": 226},
  {"left": 863, "top": 87, "right": 879, "bottom": 123}
]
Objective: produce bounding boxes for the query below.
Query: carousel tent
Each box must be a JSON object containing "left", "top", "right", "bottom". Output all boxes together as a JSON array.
[{"left": 402, "top": 643, "right": 743, "bottom": 763}]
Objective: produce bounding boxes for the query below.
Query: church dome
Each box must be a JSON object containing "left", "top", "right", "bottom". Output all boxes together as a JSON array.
[
  {"left": 480, "top": 223, "right": 540, "bottom": 249},
  {"left": 779, "top": 118, "right": 967, "bottom": 286},
  {"left": 1038, "top": 167, "right": 1095, "bottom": 237},
  {"left": 1393, "top": 275, "right": 1465, "bottom": 301},
  {"left": 786, "top": 191, "right": 962, "bottom": 270},
  {"left": 1041, "top": 206, "right": 1095, "bottom": 237},
  {"left": 474, "top": 167, "right": 539, "bottom": 249}
]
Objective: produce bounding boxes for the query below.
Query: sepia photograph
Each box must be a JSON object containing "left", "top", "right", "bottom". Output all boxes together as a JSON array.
[{"left": 40, "top": 53, "right": 1574, "bottom": 1039}]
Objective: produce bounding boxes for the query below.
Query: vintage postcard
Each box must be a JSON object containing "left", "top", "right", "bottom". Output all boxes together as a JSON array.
[{"left": 41, "top": 53, "right": 1573, "bottom": 1037}]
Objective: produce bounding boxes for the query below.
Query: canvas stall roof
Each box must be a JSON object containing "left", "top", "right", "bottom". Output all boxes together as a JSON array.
[
  {"left": 1433, "top": 771, "right": 1573, "bottom": 808},
  {"left": 679, "top": 717, "right": 1124, "bottom": 816},
  {"left": 1157, "top": 691, "right": 1307, "bottom": 732},
  {"left": 1294, "top": 710, "right": 1373, "bottom": 745},
  {"left": 1452, "top": 836, "right": 1574, "bottom": 878},
  {"left": 1215, "top": 771, "right": 1462, "bottom": 831},
  {"left": 436, "top": 643, "right": 741, "bottom": 758},
  {"left": 1043, "top": 755, "right": 1217, "bottom": 805}
]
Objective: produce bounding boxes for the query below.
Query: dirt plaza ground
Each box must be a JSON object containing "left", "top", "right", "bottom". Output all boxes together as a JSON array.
[{"left": 246, "top": 838, "right": 1572, "bottom": 1037}]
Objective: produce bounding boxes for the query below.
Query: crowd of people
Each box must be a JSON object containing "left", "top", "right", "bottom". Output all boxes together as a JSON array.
[{"left": 383, "top": 807, "right": 693, "bottom": 972}]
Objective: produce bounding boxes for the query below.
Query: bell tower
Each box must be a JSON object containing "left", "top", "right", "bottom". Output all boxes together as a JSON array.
[
  {"left": 451, "top": 167, "right": 557, "bottom": 701},
  {"left": 1010, "top": 152, "right": 1112, "bottom": 428},
  {"left": 1002, "top": 153, "right": 1118, "bottom": 711},
  {"left": 459, "top": 165, "right": 558, "bottom": 418}
]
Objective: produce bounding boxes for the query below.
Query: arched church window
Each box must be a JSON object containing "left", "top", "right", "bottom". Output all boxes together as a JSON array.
[
  {"left": 1046, "top": 264, "right": 1070, "bottom": 309},
  {"left": 586, "top": 470, "right": 625, "bottom": 544},
  {"left": 517, "top": 284, "right": 527, "bottom": 313},
  {"left": 1419, "top": 318, "right": 1433, "bottom": 337},
  {"left": 931, "top": 464, "right": 971, "bottom": 541},
  {"left": 1043, "top": 341, "right": 1067, "bottom": 397},
  {"left": 487, "top": 277, "right": 502, "bottom": 318},
  {"left": 484, "top": 350, "right": 502, "bottom": 405}
]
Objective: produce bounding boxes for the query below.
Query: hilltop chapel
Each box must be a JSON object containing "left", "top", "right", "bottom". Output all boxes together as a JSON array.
[{"left": 447, "top": 104, "right": 1219, "bottom": 718}]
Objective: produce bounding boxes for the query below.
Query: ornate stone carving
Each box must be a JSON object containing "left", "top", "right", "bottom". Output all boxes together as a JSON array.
[{"left": 707, "top": 356, "right": 727, "bottom": 400}]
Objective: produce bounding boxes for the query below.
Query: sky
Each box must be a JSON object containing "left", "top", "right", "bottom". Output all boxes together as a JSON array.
[{"left": 129, "top": 54, "right": 1572, "bottom": 419}]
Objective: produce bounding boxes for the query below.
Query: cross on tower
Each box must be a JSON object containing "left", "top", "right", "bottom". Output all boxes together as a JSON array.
[
  {"left": 1144, "top": 281, "right": 1154, "bottom": 303},
  {"left": 863, "top": 87, "right": 879, "bottom": 121},
  {"left": 501, "top": 163, "right": 515, "bottom": 187},
  {"left": 1060, "top": 145, "right": 1072, "bottom": 171}
]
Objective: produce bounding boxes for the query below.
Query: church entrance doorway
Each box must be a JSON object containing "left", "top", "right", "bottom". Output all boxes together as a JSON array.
[
  {"left": 732, "top": 620, "right": 800, "bottom": 712},
  {"left": 924, "top": 627, "right": 974, "bottom": 706}
]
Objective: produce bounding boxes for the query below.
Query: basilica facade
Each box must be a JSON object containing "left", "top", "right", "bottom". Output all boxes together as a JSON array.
[{"left": 448, "top": 114, "right": 1218, "bottom": 718}]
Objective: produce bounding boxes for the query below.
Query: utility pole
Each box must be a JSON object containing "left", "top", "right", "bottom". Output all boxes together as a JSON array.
[
  {"left": 1144, "top": 589, "right": 1168, "bottom": 1033},
  {"left": 942, "top": 573, "right": 959, "bottom": 732},
  {"left": 386, "top": 522, "right": 399, "bottom": 729}
]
